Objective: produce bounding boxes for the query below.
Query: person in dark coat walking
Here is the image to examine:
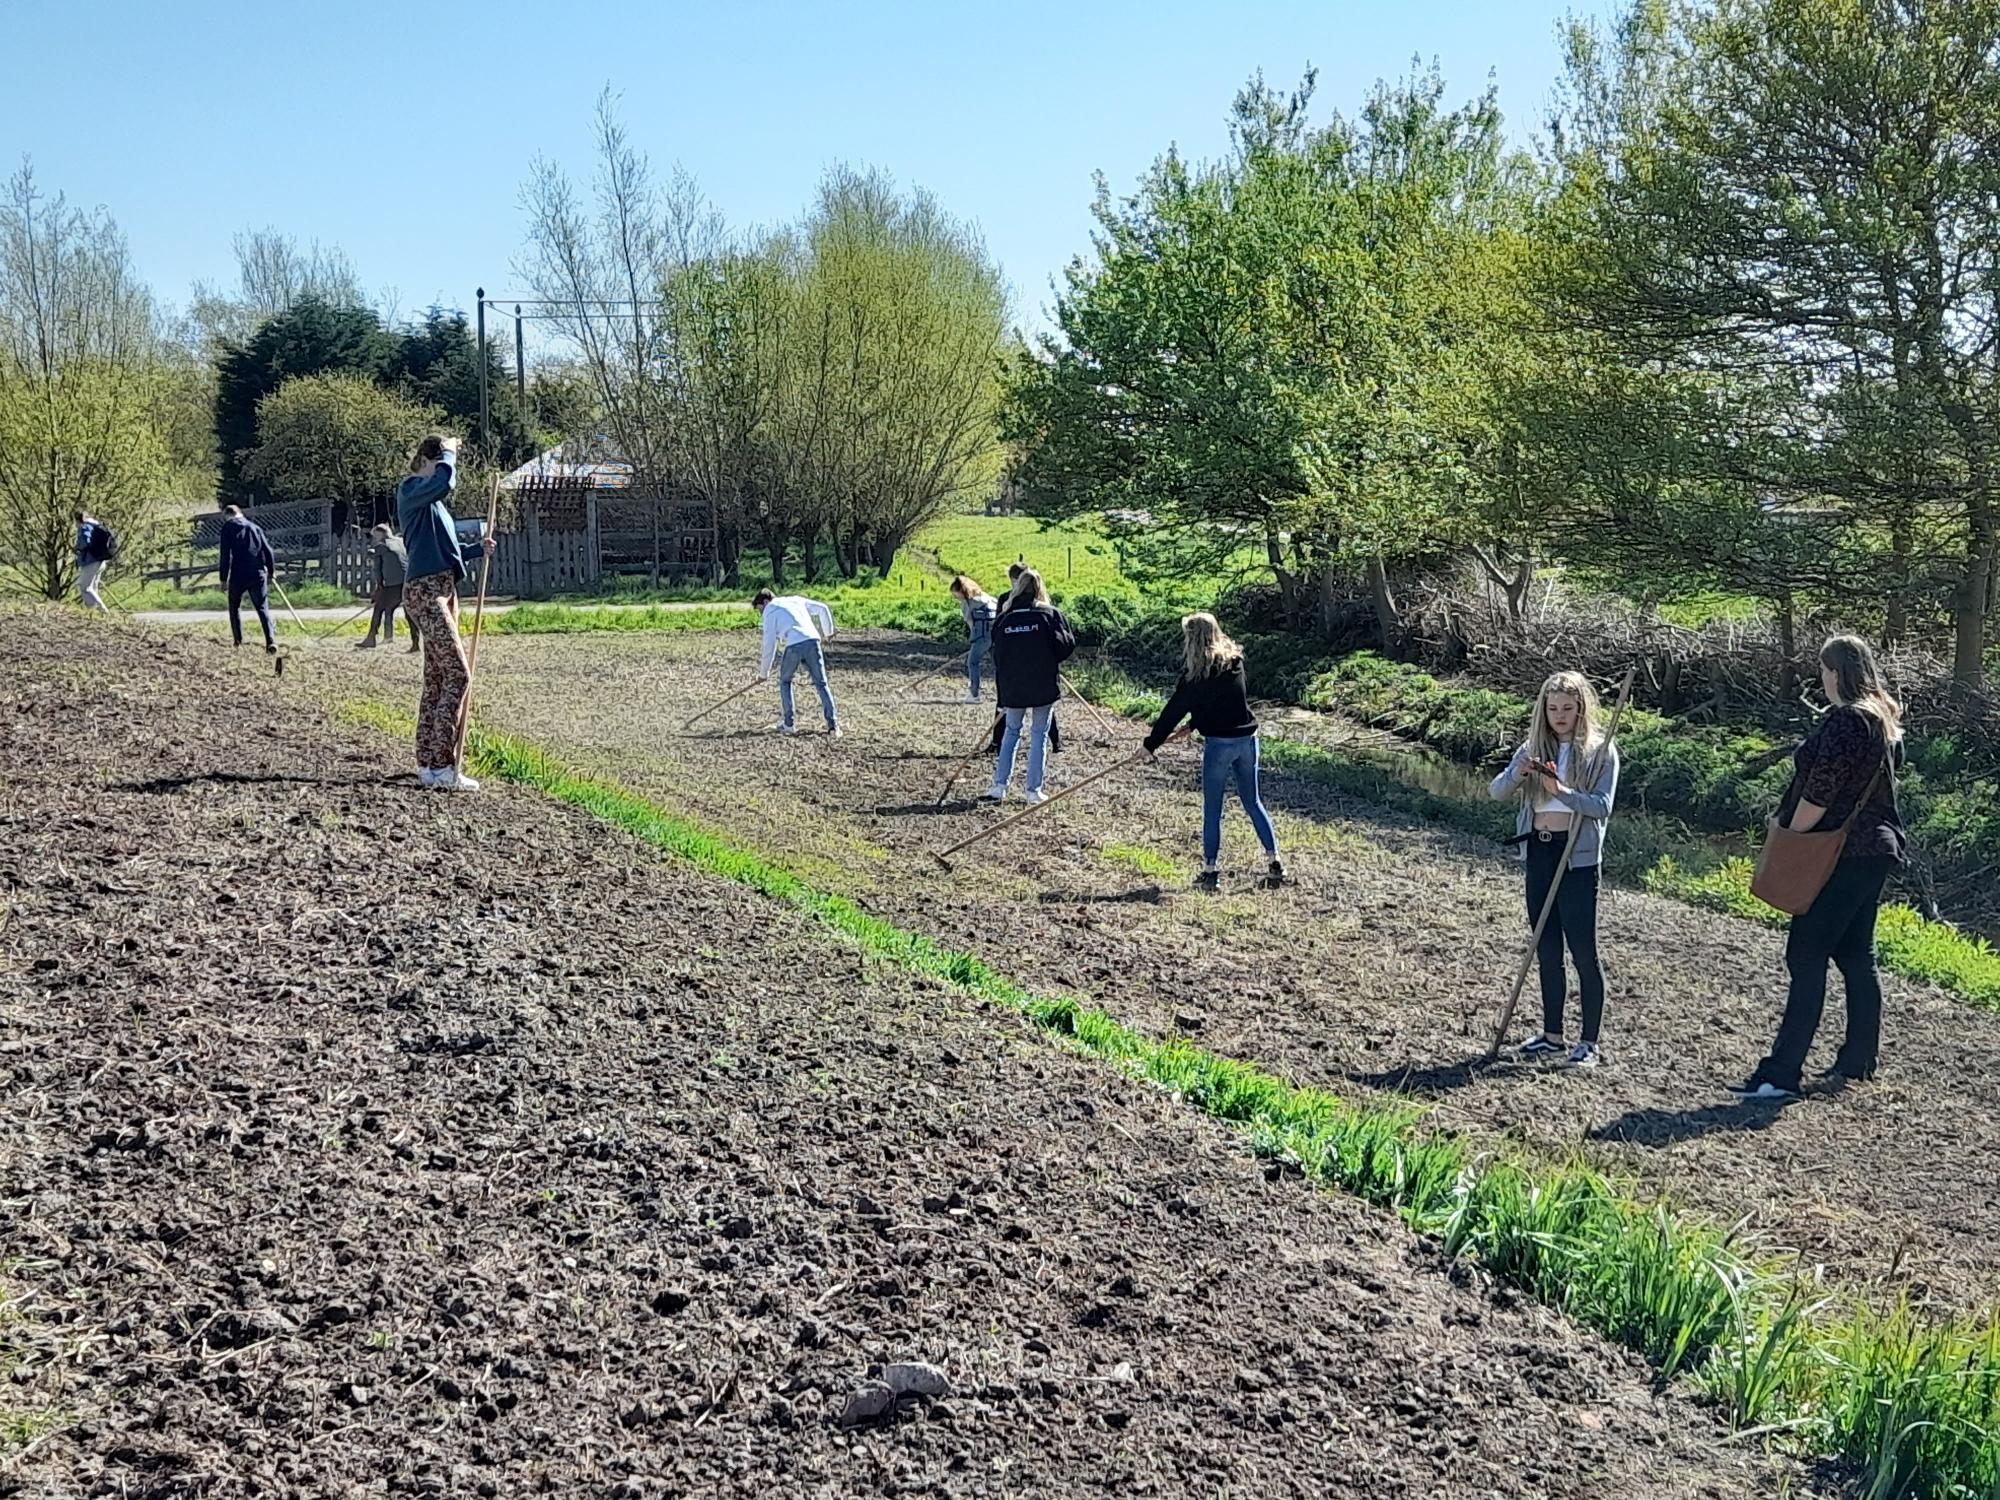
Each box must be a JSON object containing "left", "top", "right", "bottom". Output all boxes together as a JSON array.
[
  {"left": 217, "top": 505, "right": 277, "bottom": 653},
  {"left": 984, "top": 567, "right": 1075, "bottom": 804}
]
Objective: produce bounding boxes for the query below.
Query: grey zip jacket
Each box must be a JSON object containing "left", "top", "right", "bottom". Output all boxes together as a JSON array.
[{"left": 1488, "top": 740, "right": 1620, "bottom": 867}]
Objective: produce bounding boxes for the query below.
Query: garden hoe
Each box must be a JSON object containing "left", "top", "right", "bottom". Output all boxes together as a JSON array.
[
  {"left": 933, "top": 713, "right": 1003, "bottom": 806},
  {"left": 905, "top": 649, "right": 969, "bottom": 694},
  {"left": 1484, "top": 665, "right": 1638, "bottom": 1063},
  {"left": 682, "top": 678, "right": 764, "bottom": 732},
  {"left": 1059, "top": 671, "right": 1121, "bottom": 740}
]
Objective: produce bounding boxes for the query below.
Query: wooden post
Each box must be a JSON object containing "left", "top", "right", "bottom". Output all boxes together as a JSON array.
[
  {"left": 525, "top": 499, "right": 547, "bottom": 599},
  {"left": 585, "top": 488, "right": 601, "bottom": 589}
]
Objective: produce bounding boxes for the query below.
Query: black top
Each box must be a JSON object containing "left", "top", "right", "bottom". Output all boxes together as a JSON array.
[
  {"left": 217, "top": 516, "right": 274, "bottom": 586},
  {"left": 1145, "top": 659, "right": 1258, "bottom": 749},
  {"left": 990, "top": 602, "right": 1076, "bottom": 709},
  {"left": 1777, "top": 704, "right": 1906, "bottom": 863}
]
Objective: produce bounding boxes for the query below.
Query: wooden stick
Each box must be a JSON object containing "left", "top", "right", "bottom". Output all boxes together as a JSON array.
[
  {"left": 934, "top": 713, "right": 1002, "bottom": 807},
  {"left": 1485, "top": 666, "right": 1639, "bottom": 1061},
  {"left": 1060, "top": 671, "right": 1120, "bottom": 739},
  {"left": 454, "top": 477, "right": 502, "bottom": 763},
  {"left": 907, "top": 648, "right": 969, "bottom": 693},
  {"left": 270, "top": 578, "right": 312, "bottom": 637},
  {"left": 682, "top": 677, "right": 763, "bottom": 731},
  {"left": 931, "top": 725, "right": 1185, "bottom": 867}
]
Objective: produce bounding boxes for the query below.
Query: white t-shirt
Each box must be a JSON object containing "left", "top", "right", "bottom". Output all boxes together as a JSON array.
[
  {"left": 760, "top": 596, "right": 835, "bottom": 674},
  {"left": 1534, "top": 742, "right": 1573, "bottom": 814}
]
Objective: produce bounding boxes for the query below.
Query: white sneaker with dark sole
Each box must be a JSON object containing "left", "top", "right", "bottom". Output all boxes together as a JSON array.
[
  {"left": 981, "top": 785, "right": 1007, "bottom": 802},
  {"left": 1567, "top": 1042, "right": 1600, "bottom": 1069},
  {"left": 1729, "top": 1078, "right": 1800, "bottom": 1103},
  {"left": 420, "top": 767, "right": 481, "bottom": 793},
  {"left": 1025, "top": 790, "right": 1049, "bottom": 806}
]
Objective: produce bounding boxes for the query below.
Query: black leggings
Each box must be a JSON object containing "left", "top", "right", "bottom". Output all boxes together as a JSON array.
[
  {"left": 1759, "top": 857, "right": 1891, "bottom": 1089},
  {"left": 1523, "top": 836, "right": 1605, "bottom": 1043}
]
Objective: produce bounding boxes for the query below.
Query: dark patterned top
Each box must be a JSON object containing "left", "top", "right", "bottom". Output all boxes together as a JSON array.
[{"left": 1777, "top": 705, "right": 1906, "bottom": 863}]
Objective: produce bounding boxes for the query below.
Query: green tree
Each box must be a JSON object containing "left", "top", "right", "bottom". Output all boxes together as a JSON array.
[
  {"left": 214, "top": 296, "right": 399, "bottom": 505},
  {"left": 394, "top": 307, "right": 535, "bottom": 467},
  {"left": 0, "top": 163, "right": 189, "bottom": 600},
  {"left": 1549, "top": 0, "right": 2000, "bottom": 689},
  {"left": 238, "top": 373, "right": 442, "bottom": 526}
]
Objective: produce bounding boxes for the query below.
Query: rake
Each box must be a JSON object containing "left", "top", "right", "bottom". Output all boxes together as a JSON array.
[{"left": 930, "top": 726, "right": 1186, "bottom": 868}]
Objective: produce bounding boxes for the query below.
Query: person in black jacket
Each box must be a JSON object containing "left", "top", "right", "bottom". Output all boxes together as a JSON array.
[
  {"left": 216, "top": 505, "right": 278, "bottom": 654},
  {"left": 1733, "top": 634, "right": 1908, "bottom": 1102},
  {"left": 1144, "top": 613, "right": 1283, "bottom": 889},
  {"left": 985, "top": 567, "right": 1074, "bottom": 804}
]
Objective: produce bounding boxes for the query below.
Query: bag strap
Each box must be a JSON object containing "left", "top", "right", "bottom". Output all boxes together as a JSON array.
[{"left": 1834, "top": 731, "right": 1892, "bottom": 835}]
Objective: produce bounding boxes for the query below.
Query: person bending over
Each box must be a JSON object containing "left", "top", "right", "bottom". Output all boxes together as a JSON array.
[
  {"left": 949, "top": 574, "right": 999, "bottom": 702},
  {"left": 755, "top": 589, "right": 840, "bottom": 738}
]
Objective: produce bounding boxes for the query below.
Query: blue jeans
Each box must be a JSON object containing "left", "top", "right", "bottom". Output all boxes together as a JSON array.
[
  {"left": 966, "top": 636, "right": 990, "bottom": 698},
  {"left": 228, "top": 575, "right": 274, "bottom": 647},
  {"left": 996, "top": 703, "right": 1053, "bottom": 794},
  {"left": 779, "top": 639, "right": 837, "bottom": 730},
  {"left": 1201, "top": 734, "right": 1277, "bottom": 866}
]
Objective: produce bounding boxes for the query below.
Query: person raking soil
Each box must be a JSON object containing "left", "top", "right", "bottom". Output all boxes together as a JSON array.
[
  {"left": 216, "top": 504, "right": 278, "bottom": 655},
  {"left": 950, "top": 573, "right": 999, "bottom": 703},
  {"left": 1731, "top": 633, "right": 1907, "bottom": 1103},
  {"left": 754, "top": 589, "right": 841, "bottom": 738},
  {"left": 985, "top": 567, "right": 1074, "bottom": 805},
  {"left": 74, "top": 510, "right": 117, "bottom": 613},
  {"left": 1488, "top": 670, "right": 1621, "bottom": 1069},
  {"left": 396, "top": 435, "right": 494, "bottom": 791},
  {"left": 358, "top": 524, "right": 410, "bottom": 651},
  {"left": 1143, "top": 612, "right": 1284, "bottom": 890}
]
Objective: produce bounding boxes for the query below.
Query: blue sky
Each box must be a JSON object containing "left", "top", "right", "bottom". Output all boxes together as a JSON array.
[{"left": 3, "top": 0, "right": 1608, "bottom": 339}]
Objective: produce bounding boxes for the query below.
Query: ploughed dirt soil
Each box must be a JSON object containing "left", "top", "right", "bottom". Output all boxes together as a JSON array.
[
  {"left": 332, "top": 627, "right": 2000, "bottom": 1317},
  {"left": 0, "top": 606, "right": 1828, "bottom": 1498}
]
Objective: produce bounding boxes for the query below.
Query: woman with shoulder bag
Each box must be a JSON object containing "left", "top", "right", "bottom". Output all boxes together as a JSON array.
[{"left": 1733, "top": 634, "right": 1907, "bottom": 1102}]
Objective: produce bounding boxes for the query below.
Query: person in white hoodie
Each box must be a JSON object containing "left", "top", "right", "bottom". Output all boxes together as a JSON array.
[{"left": 754, "top": 588, "right": 841, "bottom": 737}]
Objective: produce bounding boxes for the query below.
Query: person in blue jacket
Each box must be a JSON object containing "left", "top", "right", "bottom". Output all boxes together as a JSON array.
[
  {"left": 216, "top": 505, "right": 277, "bottom": 653},
  {"left": 396, "top": 435, "right": 494, "bottom": 792}
]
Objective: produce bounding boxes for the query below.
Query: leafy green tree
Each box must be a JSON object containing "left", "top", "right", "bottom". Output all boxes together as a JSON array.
[
  {"left": 1005, "top": 68, "right": 1531, "bottom": 648},
  {"left": 0, "top": 162, "right": 191, "bottom": 599},
  {"left": 394, "top": 307, "right": 535, "bottom": 467},
  {"left": 214, "top": 296, "right": 399, "bottom": 505},
  {"left": 1549, "top": 0, "right": 2000, "bottom": 689},
  {"left": 238, "top": 373, "right": 442, "bottom": 526}
]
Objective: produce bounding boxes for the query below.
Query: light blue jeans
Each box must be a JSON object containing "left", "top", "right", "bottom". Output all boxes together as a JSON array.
[
  {"left": 995, "top": 703, "right": 1053, "bottom": 794},
  {"left": 779, "top": 639, "right": 838, "bottom": 730},
  {"left": 1202, "top": 734, "right": 1277, "bottom": 866},
  {"left": 966, "top": 636, "right": 990, "bottom": 698}
]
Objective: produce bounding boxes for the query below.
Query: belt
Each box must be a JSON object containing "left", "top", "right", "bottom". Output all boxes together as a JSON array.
[{"left": 1503, "top": 829, "right": 1568, "bottom": 846}]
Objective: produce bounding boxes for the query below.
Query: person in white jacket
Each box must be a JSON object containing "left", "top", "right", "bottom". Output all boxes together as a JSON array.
[{"left": 754, "top": 588, "right": 841, "bottom": 737}]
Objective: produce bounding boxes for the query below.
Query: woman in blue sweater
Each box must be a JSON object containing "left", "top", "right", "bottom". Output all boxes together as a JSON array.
[{"left": 396, "top": 435, "right": 493, "bottom": 791}]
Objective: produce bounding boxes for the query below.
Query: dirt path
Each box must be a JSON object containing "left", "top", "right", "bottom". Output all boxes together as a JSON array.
[
  {"left": 134, "top": 598, "right": 750, "bottom": 626},
  {"left": 363, "top": 627, "right": 2000, "bottom": 1316},
  {"left": 0, "top": 607, "right": 1822, "bottom": 1497}
]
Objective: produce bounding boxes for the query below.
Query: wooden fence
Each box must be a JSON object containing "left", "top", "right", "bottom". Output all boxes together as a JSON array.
[{"left": 152, "top": 482, "right": 719, "bottom": 598}]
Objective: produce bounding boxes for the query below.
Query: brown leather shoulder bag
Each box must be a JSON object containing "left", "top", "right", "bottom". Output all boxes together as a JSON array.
[{"left": 1749, "top": 753, "right": 1888, "bottom": 916}]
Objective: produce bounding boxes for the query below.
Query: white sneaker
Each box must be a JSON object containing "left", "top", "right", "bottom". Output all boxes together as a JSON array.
[
  {"left": 1025, "top": 789, "right": 1049, "bottom": 806},
  {"left": 771, "top": 722, "right": 796, "bottom": 736},
  {"left": 426, "top": 767, "right": 481, "bottom": 793},
  {"left": 828, "top": 725, "right": 843, "bottom": 739},
  {"left": 1567, "top": 1042, "right": 1600, "bottom": 1069},
  {"left": 418, "top": 767, "right": 445, "bottom": 788},
  {"left": 981, "top": 784, "right": 1007, "bottom": 802},
  {"left": 961, "top": 692, "right": 980, "bottom": 704}
]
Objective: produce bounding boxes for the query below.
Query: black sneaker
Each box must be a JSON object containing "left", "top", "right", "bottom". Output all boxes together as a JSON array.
[
  {"left": 1729, "top": 1075, "right": 1800, "bottom": 1103},
  {"left": 1265, "top": 858, "right": 1287, "bottom": 887},
  {"left": 1827, "top": 1056, "right": 1877, "bottom": 1083},
  {"left": 1194, "top": 869, "right": 1220, "bottom": 892},
  {"left": 1517, "top": 1033, "right": 1565, "bottom": 1058}
]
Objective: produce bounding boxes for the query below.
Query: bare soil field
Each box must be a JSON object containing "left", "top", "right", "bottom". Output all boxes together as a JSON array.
[
  {"left": 334, "top": 627, "right": 2000, "bottom": 1316},
  {"left": 0, "top": 607, "right": 1825, "bottom": 1497}
]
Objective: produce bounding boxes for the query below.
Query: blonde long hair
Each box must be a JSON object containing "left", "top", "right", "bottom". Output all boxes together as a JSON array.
[
  {"left": 1522, "top": 670, "right": 1603, "bottom": 802},
  {"left": 1181, "top": 612, "right": 1243, "bottom": 679},
  {"left": 1821, "top": 634, "right": 1903, "bottom": 741},
  {"left": 1004, "top": 566, "right": 1050, "bottom": 612}
]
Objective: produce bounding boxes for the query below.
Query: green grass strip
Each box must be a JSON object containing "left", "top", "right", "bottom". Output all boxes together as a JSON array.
[{"left": 321, "top": 700, "right": 1998, "bottom": 1494}]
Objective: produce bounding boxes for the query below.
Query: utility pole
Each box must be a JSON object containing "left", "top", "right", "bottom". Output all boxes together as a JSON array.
[
  {"left": 475, "top": 287, "right": 491, "bottom": 455},
  {"left": 514, "top": 304, "right": 527, "bottom": 417}
]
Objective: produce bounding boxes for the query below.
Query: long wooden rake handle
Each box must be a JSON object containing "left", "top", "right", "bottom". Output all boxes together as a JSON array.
[
  {"left": 1060, "top": 671, "right": 1120, "bottom": 739},
  {"left": 907, "top": 648, "right": 969, "bottom": 693},
  {"left": 683, "top": 677, "right": 763, "bottom": 732},
  {"left": 931, "top": 725, "right": 1187, "bottom": 867},
  {"left": 1485, "top": 665, "right": 1638, "bottom": 1061},
  {"left": 934, "top": 712, "right": 1002, "bottom": 806},
  {"left": 454, "top": 476, "right": 502, "bottom": 763}
]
